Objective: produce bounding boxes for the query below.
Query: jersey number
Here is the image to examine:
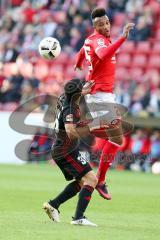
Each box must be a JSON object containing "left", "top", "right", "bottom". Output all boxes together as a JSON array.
[
  {"left": 77, "top": 153, "right": 87, "bottom": 165},
  {"left": 84, "top": 46, "right": 93, "bottom": 71}
]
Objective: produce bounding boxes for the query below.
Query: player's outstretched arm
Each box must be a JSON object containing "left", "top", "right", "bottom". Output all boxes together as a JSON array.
[
  {"left": 95, "top": 37, "right": 125, "bottom": 59},
  {"left": 95, "top": 22, "right": 135, "bottom": 60}
]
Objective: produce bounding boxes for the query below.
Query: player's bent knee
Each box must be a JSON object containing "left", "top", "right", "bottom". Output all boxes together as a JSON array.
[
  {"left": 89, "top": 175, "right": 98, "bottom": 188},
  {"left": 78, "top": 180, "right": 83, "bottom": 188},
  {"left": 114, "top": 139, "right": 123, "bottom": 146},
  {"left": 109, "top": 137, "right": 123, "bottom": 146},
  {"left": 86, "top": 177, "right": 98, "bottom": 188},
  {"left": 82, "top": 171, "right": 98, "bottom": 188}
]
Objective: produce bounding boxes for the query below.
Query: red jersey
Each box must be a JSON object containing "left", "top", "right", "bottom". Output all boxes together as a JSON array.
[{"left": 75, "top": 30, "right": 126, "bottom": 94}]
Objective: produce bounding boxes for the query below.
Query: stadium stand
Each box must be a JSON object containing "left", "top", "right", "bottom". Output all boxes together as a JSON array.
[{"left": 0, "top": 0, "right": 159, "bottom": 116}]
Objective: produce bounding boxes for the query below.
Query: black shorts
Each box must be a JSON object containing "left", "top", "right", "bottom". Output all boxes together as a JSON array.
[{"left": 53, "top": 149, "right": 92, "bottom": 181}]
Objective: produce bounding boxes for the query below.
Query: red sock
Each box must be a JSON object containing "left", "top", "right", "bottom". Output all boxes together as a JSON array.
[{"left": 97, "top": 141, "right": 120, "bottom": 184}]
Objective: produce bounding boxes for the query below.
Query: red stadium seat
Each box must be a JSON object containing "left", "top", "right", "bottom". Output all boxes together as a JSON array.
[
  {"left": 120, "top": 41, "right": 135, "bottom": 54},
  {"left": 132, "top": 54, "right": 147, "bottom": 68},
  {"left": 48, "top": 64, "right": 64, "bottom": 84},
  {"left": 113, "top": 13, "right": 126, "bottom": 26},
  {"left": 111, "top": 26, "right": 120, "bottom": 38},
  {"left": 117, "top": 53, "right": 132, "bottom": 67},
  {"left": 64, "top": 67, "right": 76, "bottom": 80},
  {"left": 155, "top": 29, "right": 160, "bottom": 40},
  {"left": 148, "top": 55, "right": 160, "bottom": 69},
  {"left": 34, "top": 63, "right": 49, "bottom": 80},
  {"left": 43, "top": 82, "right": 61, "bottom": 95},
  {"left": 115, "top": 67, "right": 129, "bottom": 81},
  {"left": 145, "top": 68, "right": 159, "bottom": 77},
  {"left": 129, "top": 67, "right": 144, "bottom": 81},
  {"left": 136, "top": 42, "right": 151, "bottom": 55},
  {"left": 49, "top": 63, "right": 64, "bottom": 75},
  {"left": 35, "top": 57, "right": 48, "bottom": 66},
  {"left": 155, "top": 17, "right": 160, "bottom": 28},
  {"left": 152, "top": 42, "right": 160, "bottom": 54},
  {"left": 53, "top": 52, "right": 68, "bottom": 66},
  {"left": 67, "top": 53, "right": 77, "bottom": 66},
  {"left": 144, "top": 68, "right": 159, "bottom": 84},
  {"left": 149, "top": 1, "right": 160, "bottom": 14}
]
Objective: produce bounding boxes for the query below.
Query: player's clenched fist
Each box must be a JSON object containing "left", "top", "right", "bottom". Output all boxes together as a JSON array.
[{"left": 123, "top": 23, "right": 135, "bottom": 38}]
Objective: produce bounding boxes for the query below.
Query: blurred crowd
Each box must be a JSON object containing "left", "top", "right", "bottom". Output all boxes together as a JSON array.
[
  {"left": 0, "top": 0, "right": 160, "bottom": 117},
  {"left": 28, "top": 127, "right": 160, "bottom": 172}
]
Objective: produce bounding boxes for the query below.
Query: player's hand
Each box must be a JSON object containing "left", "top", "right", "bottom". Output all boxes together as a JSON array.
[
  {"left": 74, "top": 65, "right": 83, "bottom": 71},
  {"left": 123, "top": 23, "right": 135, "bottom": 38},
  {"left": 82, "top": 80, "right": 95, "bottom": 95}
]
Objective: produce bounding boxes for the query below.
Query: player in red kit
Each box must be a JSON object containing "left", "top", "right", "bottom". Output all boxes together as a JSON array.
[{"left": 75, "top": 8, "right": 135, "bottom": 200}]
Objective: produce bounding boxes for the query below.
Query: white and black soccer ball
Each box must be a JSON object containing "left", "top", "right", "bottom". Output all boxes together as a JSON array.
[{"left": 38, "top": 37, "right": 61, "bottom": 60}]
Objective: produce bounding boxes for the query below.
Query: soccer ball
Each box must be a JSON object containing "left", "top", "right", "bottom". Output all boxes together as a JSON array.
[
  {"left": 152, "top": 162, "right": 160, "bottom": 174},
  {"left": 38, "top": 37, "right": 61, "bottom": 60}
]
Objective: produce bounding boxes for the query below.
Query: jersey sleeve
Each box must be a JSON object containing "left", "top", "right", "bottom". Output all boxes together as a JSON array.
[
  {"left": 75, "top": 47, "right": 85, "bottom": 68},
  {"left": 93, "top": 36, "right": 126, "bottom": 60},
  {"left": 63, "top": 107, "right": 77, "bottom": 124}
]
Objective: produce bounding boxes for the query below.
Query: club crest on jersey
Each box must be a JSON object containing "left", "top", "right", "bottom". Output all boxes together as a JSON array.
[
  {"left": 66, "top": 114, "right": 73, "bottom": 122},
  {"left": 97, "top": 38, "right": 105, "bottom": 46}
]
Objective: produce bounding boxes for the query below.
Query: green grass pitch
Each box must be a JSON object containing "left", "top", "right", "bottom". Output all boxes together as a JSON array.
[{"left": 0, "top": 163, "right": 160, "bottom": 240}]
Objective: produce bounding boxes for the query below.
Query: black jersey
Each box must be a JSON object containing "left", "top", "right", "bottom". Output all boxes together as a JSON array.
[
  {"left": 52, "top": 95, "right": 81, "bottom": 159},
  {"left": 55, "top": 95, "right": 80, "bottom": 135}
]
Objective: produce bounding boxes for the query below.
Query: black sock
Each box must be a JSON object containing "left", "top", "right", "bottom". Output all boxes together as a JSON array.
[
  {"left": 49, "top": 181, "right": 81, "bottom": 209},
  {"left": 74, "top": 185, "right": 94, "bottom": 220}
]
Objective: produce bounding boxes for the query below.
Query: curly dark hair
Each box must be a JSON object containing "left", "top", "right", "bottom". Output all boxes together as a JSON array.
[
  {"left": 91, "top": 8, "right": 106, "bottom": 19},
  {"left": 64, "top": 78, "right": 83, "bottom": 96}
]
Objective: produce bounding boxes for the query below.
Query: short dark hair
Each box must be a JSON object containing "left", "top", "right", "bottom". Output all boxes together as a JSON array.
[{"left": 91, "top": 8, "right": 106, "bottom": 20}]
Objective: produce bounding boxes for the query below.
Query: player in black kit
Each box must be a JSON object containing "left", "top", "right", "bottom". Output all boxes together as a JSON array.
[{"left": 43, "top": 78, "right": 98, "bottom": 227}]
